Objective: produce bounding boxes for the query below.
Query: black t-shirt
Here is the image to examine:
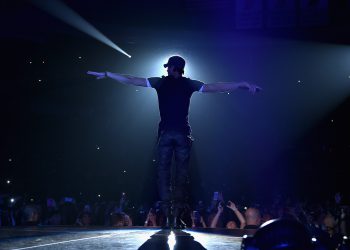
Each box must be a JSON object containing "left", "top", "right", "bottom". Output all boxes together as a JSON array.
[{"left": 148, "top": 76, "right": 204, "bottom": 135}]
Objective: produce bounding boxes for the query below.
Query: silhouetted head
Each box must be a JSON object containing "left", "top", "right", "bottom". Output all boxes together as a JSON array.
[
  {"left": 164, "top": 55, "right": 185, "bottom": 78},
  {"left": 226, "top": 220, "right": 238, "bottom": 229},
  {"left": 242, "top": 219, "right": 314, "bottom": 250}
]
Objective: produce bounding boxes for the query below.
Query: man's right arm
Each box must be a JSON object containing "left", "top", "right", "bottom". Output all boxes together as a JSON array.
[{"left": 87, "top": 71, "right": 149, "bottom": 87}]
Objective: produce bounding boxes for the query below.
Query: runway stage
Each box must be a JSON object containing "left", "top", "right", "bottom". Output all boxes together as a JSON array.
[{"left": 0, "top": 227, "right": 256, "bottom": 250}]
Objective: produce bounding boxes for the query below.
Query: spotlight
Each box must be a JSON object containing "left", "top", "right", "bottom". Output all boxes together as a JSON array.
[
  {"left": 10, "top": 198, "right": 15, "bottom": 203},
  {"left": 311, "top": 237, "right": 317, "bottom": 242},
  {"left": 32, "top": 0, "right": 131, "bottom": 58}
]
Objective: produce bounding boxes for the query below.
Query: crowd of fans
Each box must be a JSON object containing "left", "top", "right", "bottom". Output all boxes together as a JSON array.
[{"left": 0, "top": 192, "right": 349, "bottom": 249}]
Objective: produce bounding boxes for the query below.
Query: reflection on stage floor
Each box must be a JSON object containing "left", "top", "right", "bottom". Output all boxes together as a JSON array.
[{"left": 0, "top": 227, "right": 251, "bottom": 250}]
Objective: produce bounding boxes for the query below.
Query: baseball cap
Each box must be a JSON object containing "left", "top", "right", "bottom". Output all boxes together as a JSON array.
[{"left": 163, "top": 55, "right": 186, "bottom": 69}]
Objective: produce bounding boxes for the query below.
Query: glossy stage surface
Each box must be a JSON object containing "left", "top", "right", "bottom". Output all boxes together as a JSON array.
[{"left": 0, "top": 227, "right": 254, "bottom": 250}]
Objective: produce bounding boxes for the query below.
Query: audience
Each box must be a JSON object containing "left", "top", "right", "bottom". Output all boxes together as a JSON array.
[
  {"left": 144, "top": 208, "right": 157, "bottom": 227},
  {"left": 226, "top": 200, "right": 246, "bottom": 229},
  {"left": 191, "top": 210, "right": 207, "bottom": 228},
  {"left": 111, "top": 212, "right": 132, "bottom": 227},
  {"left": 244, "top": 207, "right": 261, "bottom": 229},
  {"left": 0, "top": 192, "right": 348, "bottom": 249}
]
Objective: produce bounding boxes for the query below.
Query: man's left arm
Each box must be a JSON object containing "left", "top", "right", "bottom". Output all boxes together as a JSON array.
[{"left": 200, "top": 82, "right": 262, "bottom": 94}]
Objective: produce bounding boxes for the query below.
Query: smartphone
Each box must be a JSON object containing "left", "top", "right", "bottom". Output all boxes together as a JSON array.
[
  {"left": 64, "top": 197, "right": 73, "bottom": 203},
  {"left": 193, "top": 210, "right": 201, "bottom": 221},
  {"left": 213, "top": 192, "right": 219, "bottom": 201},
  {"left": 47, "top": 198, "right": 56, "bottom": 207}
]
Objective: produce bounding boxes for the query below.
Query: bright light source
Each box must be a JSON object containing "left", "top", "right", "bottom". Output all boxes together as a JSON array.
[
  {"left": 123, "top": 170, "right": 127, "bottom": 173},
  {"left": 96, "top": 145, "right": 100, "bottom": 150},
  {"left": 10, "top": 198, "right": 15, "bottom": 203},
  {"left": 243, "top": 234, "right": 248, "bottom": 239},
  {"left": 78, "top": 56, "right": 82, "bottom": 59},
  {"left": 97, "top": 194, "right": 101, "bottom": 198},
  {"left": 344, "top": 236, "right": 348, "bottom": 240},
  {"left": 244, "top": 207, "right": 247, "bottom": 210},
  {"left": 311, "top": 237, "right": 317, "bottom": 242},
  {"left": 8, "top": 158, "right": 12, "bottom": 162},
  {"left": 167, "top": 231, "right": 176, "bottom": 250},
  {"left": 29, "top": 61, "right": 32, "bottom": 64},
  {"left": 38, "top": 79, "right": 42, "bottom": 82},
  {"left": 6, "top": 180, "right": 11, "bottom": 184}
]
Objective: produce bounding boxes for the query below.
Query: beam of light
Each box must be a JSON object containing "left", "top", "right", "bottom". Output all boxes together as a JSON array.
[{"left": 31, "top": 0, "right": 131, "bottom": 58}]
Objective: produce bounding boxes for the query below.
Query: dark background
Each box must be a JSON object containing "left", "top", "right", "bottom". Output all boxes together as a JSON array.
[{"left": 1, "top": 0, "right": 350, "bottom": 206}]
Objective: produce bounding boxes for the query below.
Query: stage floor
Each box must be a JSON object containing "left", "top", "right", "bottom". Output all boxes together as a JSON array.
[{"left": 0, "top": 226, "right": 250, "bottom": 250}]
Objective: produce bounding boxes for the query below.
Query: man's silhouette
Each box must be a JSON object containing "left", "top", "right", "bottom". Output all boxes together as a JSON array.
[{"left": 87, "top": 55, "right": 261, "bottom": 228}]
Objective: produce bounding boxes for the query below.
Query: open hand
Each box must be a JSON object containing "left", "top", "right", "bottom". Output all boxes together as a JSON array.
[
  {"left": 241, "top": 82, "right": 262, "bottom": 94},
  {"left": 227, "top": 200, "right": 238, "bottom": 211},
  {"left": 87, "top": 71, "right": 107, "bottom": 80}
]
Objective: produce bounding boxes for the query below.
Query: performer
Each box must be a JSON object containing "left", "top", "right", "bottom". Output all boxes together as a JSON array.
[{"left": 87, "top": 55, "right": 261, "bottom": 229}]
